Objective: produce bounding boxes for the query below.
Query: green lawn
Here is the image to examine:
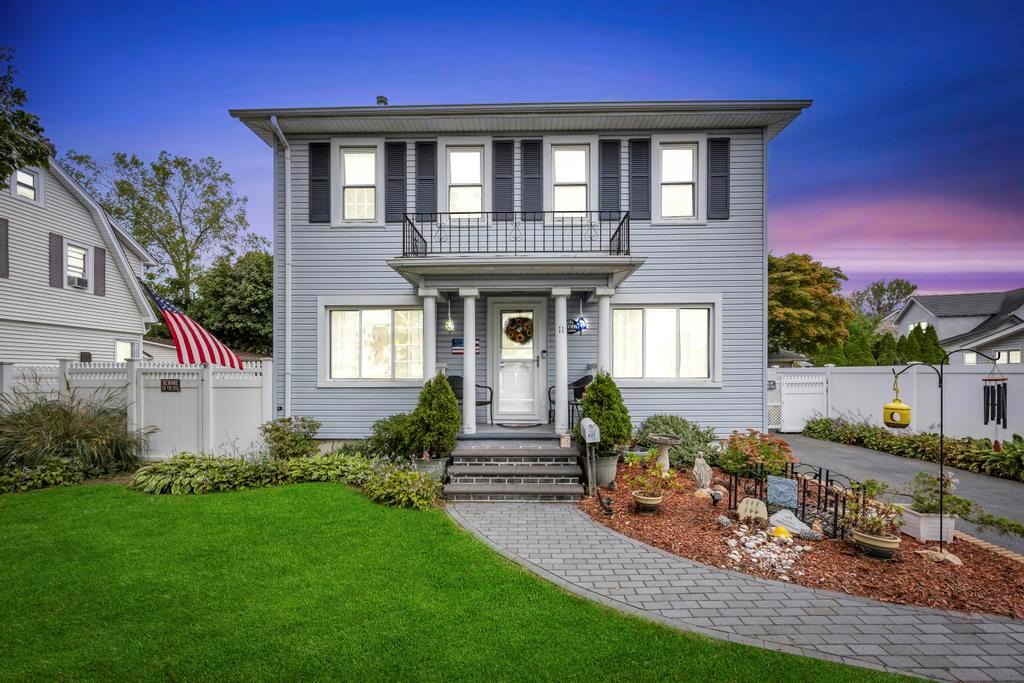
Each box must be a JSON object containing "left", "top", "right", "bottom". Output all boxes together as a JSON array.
[{"left": 0, "top": 484, "right": 904, "bottom": 681}]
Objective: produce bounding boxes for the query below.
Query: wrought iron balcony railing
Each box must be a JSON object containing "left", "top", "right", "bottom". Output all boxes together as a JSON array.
[{"left": 401, "top": 211, "right": 630, "bottom": 257}]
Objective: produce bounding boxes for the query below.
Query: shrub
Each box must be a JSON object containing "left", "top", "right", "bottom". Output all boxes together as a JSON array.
[
  {"left": 366, "top": 413, "right": 419, "bottom": 460},
  {"left": 573, "top": 373, "right": 631, "bottom": 458},
  {"left": 622, "top": 450, "right": 684, "bottom": 498},
  {"left": 844, "top": 480, "right": 903, "bottom": 537},
  {"left": 0, "top": 386, "right": 146, "bottom": 470},
  {"left": 635, "top": 414, "right": 718, "bottom": 468},
  {"left": 903, "top": 471, "right": 1024, "bottom": 537},
  {"left": 283, "top": 452, "right": 374, "bottom": 485},
  {"left": 260, "top": 416, "right": 321, "bottom": 460},
  {"left": 0, "top": 458, "right": 90, "bottom": 494},
  {"left": 719, "top": 430, "right": 795, "bottom": 477},
  {"left": 362, "top": 461, "right": 442, "bottom": 511},
  {"left": 412, "top": 374, "right": 460, "bottom": 458}
]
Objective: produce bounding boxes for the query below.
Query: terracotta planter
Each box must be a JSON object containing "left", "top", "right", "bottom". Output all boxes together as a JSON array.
[
  {"left": 595, "top": 455, "right": 619, "bottom": 486},
  {"left": 899, "top": 505, "right": 955, "bottom": 543},
  {"left": 632, "top": 491, "right": 663, "bottom": 514},
  {"left": 850, "top": 529, "right": 901, "bottom": 559}
]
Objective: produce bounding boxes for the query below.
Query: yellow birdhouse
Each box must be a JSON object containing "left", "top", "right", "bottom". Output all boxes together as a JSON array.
[{"left": 883, "top": 374, "right": 911, "bottom": 428}]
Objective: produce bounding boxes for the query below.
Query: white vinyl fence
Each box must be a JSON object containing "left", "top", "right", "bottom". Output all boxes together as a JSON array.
[
  {"left": 0, "top": 359, "right": 273, "bottom": 459},
  {"left": 768, "top": 365, "right": 1023, "bottom": 440}
]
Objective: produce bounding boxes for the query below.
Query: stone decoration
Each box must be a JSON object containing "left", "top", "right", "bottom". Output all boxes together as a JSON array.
[
  {"left": 725, "top": 523, "right": 807, "bottom": 580},
  {"left": 717, "top": 515, "right": 732, "bottom": 528},
  {"left": 767, "top": 475, "right": 798, "bottom": 509},
  {"left": 736, "top": 497, "right": 768, "bottom": 523},
  {"left": 769, "top": 509, "right": 811, "bottom": 535},
  {"left": 692, "top": 452, "right": 712, "bottom": 490},
  {"left": 647, "top": 433, "right": 681, "bottom": 473},
  {"left": 798, "top": 528, "right": 823, "bottom": 542}
]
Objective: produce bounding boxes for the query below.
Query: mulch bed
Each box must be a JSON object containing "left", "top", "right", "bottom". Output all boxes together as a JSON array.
[{"left": 578, "top": 468, "right": 1024, "bottom": 620}]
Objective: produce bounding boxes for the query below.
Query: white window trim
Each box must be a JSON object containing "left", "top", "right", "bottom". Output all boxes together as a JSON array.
[
  {"left": 437, "top": 136, "right": 492, "bottom": 214},
  {"left": 609, "top": 293, "right": 722, "bottom": 387},
  {"left": 651, "top": 133, "right": 707, "bottom": 225},
  {"left": 316, "top": 295, "right": 426, "bottom": 388},
  {"left": 995, "top": 348, "right": 1022, "bottom": 364},
  {"left": 63, "top": 240, "right": 93, "bottom": 293},
  {"left": 543, "top": 135, "right": 599, "bottom": 214},
  {"left": 10, "top": 167, "right": 45, "bottom": 207},
  {"left": 330, "top": 137, "right": 386, "bottom": 228},
  {"left": 115, "top": 338, "right": 140, "bottom": 362},
  {"left": 445, "top": 144, "right": 485, "bottom": 215}
]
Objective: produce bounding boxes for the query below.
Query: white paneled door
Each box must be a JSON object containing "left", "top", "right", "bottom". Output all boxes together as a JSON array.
[{"left": 489, "top": 300, "right": 547, "bottom": 424}]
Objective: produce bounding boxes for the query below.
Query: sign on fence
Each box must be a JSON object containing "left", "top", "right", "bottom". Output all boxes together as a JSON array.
[{"left": 160, "top": 378, "right": 181, "bottom": 393}]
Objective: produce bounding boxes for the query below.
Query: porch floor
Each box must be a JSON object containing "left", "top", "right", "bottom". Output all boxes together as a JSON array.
[{"left": 459, "top": 424, "right": 558, "bottom": 441}]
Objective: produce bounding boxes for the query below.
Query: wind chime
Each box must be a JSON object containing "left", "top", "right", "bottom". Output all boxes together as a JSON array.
[{"left": 983, "top": 363, "right": 1008, "bottom": 451}]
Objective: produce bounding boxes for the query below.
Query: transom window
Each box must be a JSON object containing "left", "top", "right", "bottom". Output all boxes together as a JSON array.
[
  {"left": 552, "top": 145, "right": 589, "bottom": 215},
  {"left": 612, "top": 306, "right": 711, "bottom": 379},
  {"left": 447, "top": 147, "right": 483, "bottom": 215},
  {"left": 330, "top": 308, "right": 423, "bottom": 380},
  {"left": 341, "top": 148, "right": 377, "bottom": 221},
  {"left": 996, "top": 349, "right": 1022, "bottom": 364},
  {"left": 660, "top": 143, "right": 696, "bottom": 218},
  {"left": 66, "top": 244, "right": 88, "bottom": 282},
  {"left": 16, "top": 170, "right": 37, "bottom": 201}
]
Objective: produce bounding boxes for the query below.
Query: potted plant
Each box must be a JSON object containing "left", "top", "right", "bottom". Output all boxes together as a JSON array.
[
  {"left": 899, "top": 472, "right": 964, "bottom": 543},
  {"left": 574, "top": 373, "right": 632, "bottom": 487},
  {"left": 623, "top": 449, "right": 683, "bottom": 513},
  {"left": 843, "top": 480, "right": 903, "bottom": 559},
  {"left": 409, "top": 374, "right": 461, "bottom": 480}
]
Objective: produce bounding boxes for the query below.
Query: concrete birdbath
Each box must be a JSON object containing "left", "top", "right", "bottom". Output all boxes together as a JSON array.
[{"left": 647, "top": 433, "right": 681, "bottom": 472}]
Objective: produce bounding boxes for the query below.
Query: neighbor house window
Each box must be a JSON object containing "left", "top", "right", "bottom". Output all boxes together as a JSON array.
[
  {"left": 612, "top": 306, "right": 711, "bottom": 379},
  {"left": 447, "top": 147, "right": 483, "bottom": 216},
  {"left": 15, "top": 170, "right": 37, "bottom": 201},
  {"left": 329, "top": 308, "right": 423, "bottom": 379},
  {"left": 996, "top": 349, "right": 1022, "bottom": 364},
  {"left": 660, "top": 143, "right": 696, "bottom": 219},
  {"left": 115, "top": 340, "right": 137, "bottom": 362},
  {"left": 66, "top": 244, "right": 89, "bottom": 286},
  {"left": 908, "top": 321, "right": 928, "bottom": 332},
  {"left": 341, "top": 148, "right": 377, "bottom": 221},
  {"left": 552, "top": 145, "right": 588, "bottom": 215},
  {"left": 963, "top": 352, "right": 977, "bottom": 365}
]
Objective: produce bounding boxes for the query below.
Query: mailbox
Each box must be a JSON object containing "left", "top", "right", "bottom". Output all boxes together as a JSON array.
[{"left": 580, "top": 417, "right": 601, "bottom": 444}]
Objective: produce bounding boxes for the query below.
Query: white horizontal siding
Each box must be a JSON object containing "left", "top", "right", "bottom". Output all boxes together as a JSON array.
[{"left": 0, "top": 318, "right": 140, "bottom": 364}]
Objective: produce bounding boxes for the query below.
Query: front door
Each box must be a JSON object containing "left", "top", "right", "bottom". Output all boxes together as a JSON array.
[{"left": 490, "top": 301, "right": 546, "bottom": 424}]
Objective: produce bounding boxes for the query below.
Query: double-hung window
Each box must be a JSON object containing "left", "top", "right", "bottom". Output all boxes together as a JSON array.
[
  {"left": 66, "top": 243, "right": 89, "bottom": 287},
  {"left": 341, "top": 148, "right": 377, "bottom": 221},
  {"left": 16, "top": 170, "right": 37, "bottom": 201},
  {"left": 329, "top": 308, "right": 423, "bottom": 380},
  {"left": 552, "top": 145, "right": 588, "bottom": 215},
  {"left": 660, "top": 143, "right": 696, "bottom": 219},
  {"left": 447, "top": 147, "right": 483, "bottom": 216},
  {"left": 612, "top": 306, "right": 712, "bottom": 380}
]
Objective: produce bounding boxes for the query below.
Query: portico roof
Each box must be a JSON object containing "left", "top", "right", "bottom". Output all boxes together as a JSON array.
[{"left": 386, "top": 254, "right": 647, "bottom": 289}]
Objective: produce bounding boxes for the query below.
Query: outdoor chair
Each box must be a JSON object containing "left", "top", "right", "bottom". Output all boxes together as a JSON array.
[
  {"left": 548, "top": 374, "right": 593, "bottom": 427},
  {"left": 446, "top": 375, "right": 494, "bottom": 425}
]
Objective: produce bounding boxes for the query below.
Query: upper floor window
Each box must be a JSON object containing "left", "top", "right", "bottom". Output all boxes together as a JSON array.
[
  {"left": 341, "top": 148, "right": 376, "bottom": 221},
  {"left": 660, "top": 143, "right": 696, "bottom": 219},
  {"left": 612, "top": 305, "right": 712, "bottom": 380},
  {"left": 329, "top": 307, "right": 423, "bottom": 380},
  {"left": 908, "top": 321, "right": 928, "bottom": 332},
  {"left": 66, "top": 243, "right": 89, "bottom": 287},
  {"left": 552, "top": 145, "right": 588, "bottom": 214},
  {"left": 447, "top": 147, "right": 483, "bottom": 216},
  {"left": 16, "top": 170, "right": 37, "bottom": 200}
]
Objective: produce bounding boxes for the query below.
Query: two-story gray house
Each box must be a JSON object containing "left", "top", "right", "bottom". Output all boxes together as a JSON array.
[
  {"left": 1, "top": 161, "right": 158, "bottom": 364},
  {"left": 232, "top": 100, "right": 810, "bottom": 444}
]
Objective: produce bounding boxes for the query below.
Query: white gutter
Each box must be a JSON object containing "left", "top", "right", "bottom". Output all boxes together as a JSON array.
[{"left": 271, "top": 116, "right": 292, "bottom": 417}]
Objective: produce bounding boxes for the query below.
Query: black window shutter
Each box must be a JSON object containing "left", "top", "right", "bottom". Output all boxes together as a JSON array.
[
  {"left": 308, "top": 142, "right": 330, "bottom": 223},
  {"left": 599, "top": 139, "right": 621, "bottom": 219},
  {"left": 49, "top": 232, "right": 63, "bottom": 288},
  {"left": 493, "top": 140, "right": 514, "bottom": 220},
  {"left": 628, "top": 139, "right": 650, "bottom": 220},
  {"left": 708, "top": 137, "right": 730, "bottom": 220},
  {"left": 520, "top": 139, "right": 542, "bottom": 220},
  {"left": 93, "top": 247, "right": 106, "bottom": 296},
  {"left": 385, "top": 142, "right": 407, "bottom": 223},
  {"left": 0, "top": 217, "right": 8, "bottom": 279},
  {"left": 415, "top": 141, "right": 437, "bottom": 216}
]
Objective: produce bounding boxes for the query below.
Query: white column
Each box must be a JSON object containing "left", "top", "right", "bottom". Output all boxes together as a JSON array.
[
  {"left": 57, "top": 358, "right": 70, "bottom": 398},
  {"left": 419, "top": 288, "right": 438, "bottom": 379},
  {"left": 553, "top": 288, "right": 570, "bottom": 434},
  {"left": 126, "top": 358, "right": 139, "bottom": 433},
  {"left": 459, "top": 288, "right": 479, "bottom": 435},
  {"left": 201, "top": 363, "right": 215, "bottom": 453},
  {"left": 596, "top": 286, "right": 614, "bottom": 374},
  {"left": 261, "top": 359, "right": 274, "bottom": 424}
]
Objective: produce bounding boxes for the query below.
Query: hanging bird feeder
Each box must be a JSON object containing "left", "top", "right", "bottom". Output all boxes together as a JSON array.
[{"left": 884, "top": 370, "right": 912, "bottom": 429}]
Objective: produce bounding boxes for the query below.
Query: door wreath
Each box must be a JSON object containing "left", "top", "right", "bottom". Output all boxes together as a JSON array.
[{"left": 504, "top": 316, "right": 534, "bottom": 344}]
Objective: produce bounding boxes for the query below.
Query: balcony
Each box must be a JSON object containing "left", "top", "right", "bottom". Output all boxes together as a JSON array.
[{"left": 401, "top": 211, "right": 630, "bottom": 257}]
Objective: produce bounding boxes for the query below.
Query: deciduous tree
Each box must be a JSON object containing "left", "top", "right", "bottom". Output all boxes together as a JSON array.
[
  {"left": 849, "top": 278, "right": 917, "bottom": 320},
  {"left": 768, "top": 253, "right": 854, "bottom": 355},
  {"left": 190, "top": 249, "right": 273, "bottom": 355},
  {"left": 0, "top": 47, "right": 50, "bottom": 190}
]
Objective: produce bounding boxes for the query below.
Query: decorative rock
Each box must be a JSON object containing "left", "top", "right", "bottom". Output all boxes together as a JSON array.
[
  {"left": 744, "top": 540, "right": 757, "bottom": 549},
  {"left": 736, "top": 497, "right": 768, "bottom": 523},
  {"left": 726, "top": 538, "right": 737, "bottom": 548},
  {"left": 915, "top": 549, "right": 963, "bottom": 566},
  {"left": 798, "top": 528, "right": 823, "bottom": 542},
  {"left": 693, "top": 488, "right": 711, "bottom": 499},
  {"left": 767, "top": 475, "right": 798, "bottom": 509},
  {"left": 717, "top": 515, "right": 732, "bottom": 528},
  {"left": 769, "top": 509, "right": 811, "bottom": 535}
]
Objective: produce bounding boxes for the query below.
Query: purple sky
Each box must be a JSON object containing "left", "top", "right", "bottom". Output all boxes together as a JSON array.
[{"left": 4, "top": 1, "right": 1023, "bottom": 294}]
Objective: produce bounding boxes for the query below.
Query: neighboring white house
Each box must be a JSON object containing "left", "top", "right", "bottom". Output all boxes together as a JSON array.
[
  {"left": 0, "top": 161, "right": 159, "bottom": 364},
  {"left": 232, "top": 99, "right": 810, "bottom": 440},
  {"left": 893, "top": 288, "right": 1024, "bottom": 366},
  {"left": 143, "top": 336, "right": 269, "bottom": 364}
]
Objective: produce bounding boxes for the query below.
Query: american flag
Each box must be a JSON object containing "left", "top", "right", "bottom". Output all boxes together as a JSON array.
[{"left": 140, "top": 281, "right": 243, "bottom": 370}]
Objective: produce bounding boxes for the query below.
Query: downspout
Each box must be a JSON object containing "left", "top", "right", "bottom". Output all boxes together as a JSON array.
[{"left": 271, "top": 116, "right": 292, "bottom": 417}]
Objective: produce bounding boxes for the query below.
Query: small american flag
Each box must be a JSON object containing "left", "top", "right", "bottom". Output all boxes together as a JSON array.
[{"left": 140, "top": 280, "right": 243, "bottom": 370}]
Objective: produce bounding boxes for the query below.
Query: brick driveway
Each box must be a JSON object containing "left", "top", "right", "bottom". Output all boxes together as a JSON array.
[{"left": 450, "top": 503, "right": 1024, "bottom": 682}]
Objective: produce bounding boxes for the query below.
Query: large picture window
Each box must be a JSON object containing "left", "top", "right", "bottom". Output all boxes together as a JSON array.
[
  {"left": 447, "top": 146, "right": 483, "bottom": 215},
  {"left": 612, "top": 306, "right": 711, "bottom": 379},
  {"left": 329, "top": 308, "right": 423, "bottom": 380},
  {"left": 341, "top": 148, "right": 377, "bottom": 221}
]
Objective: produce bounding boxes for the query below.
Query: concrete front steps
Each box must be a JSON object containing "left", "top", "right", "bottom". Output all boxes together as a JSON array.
[{"left": 444, "top": 439, "right": 583, "bottom": 502}]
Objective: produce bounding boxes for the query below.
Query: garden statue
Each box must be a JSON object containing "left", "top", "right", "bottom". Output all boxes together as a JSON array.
[{"left": 692, "top": 452, "right": 712, "bottom": 491}]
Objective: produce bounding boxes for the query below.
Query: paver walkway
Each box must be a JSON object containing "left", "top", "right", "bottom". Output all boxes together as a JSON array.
[
  {"left": 450, "top": 503, "right": 1024, "bottom": 682},
  {"left": 786, "top": 433, "right": 1024, "bottom": 555}
]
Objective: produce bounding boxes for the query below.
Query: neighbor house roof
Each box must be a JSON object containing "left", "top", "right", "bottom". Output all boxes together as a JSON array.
[
  {"left": 230, "top": 99, "right": 812, "bottom": 146},
  {"left": 143, "top": 337, "right": 269, "bottom": 361},
  {"left": 895, "top": 287, "right": 1024, "bottom": 346}
]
